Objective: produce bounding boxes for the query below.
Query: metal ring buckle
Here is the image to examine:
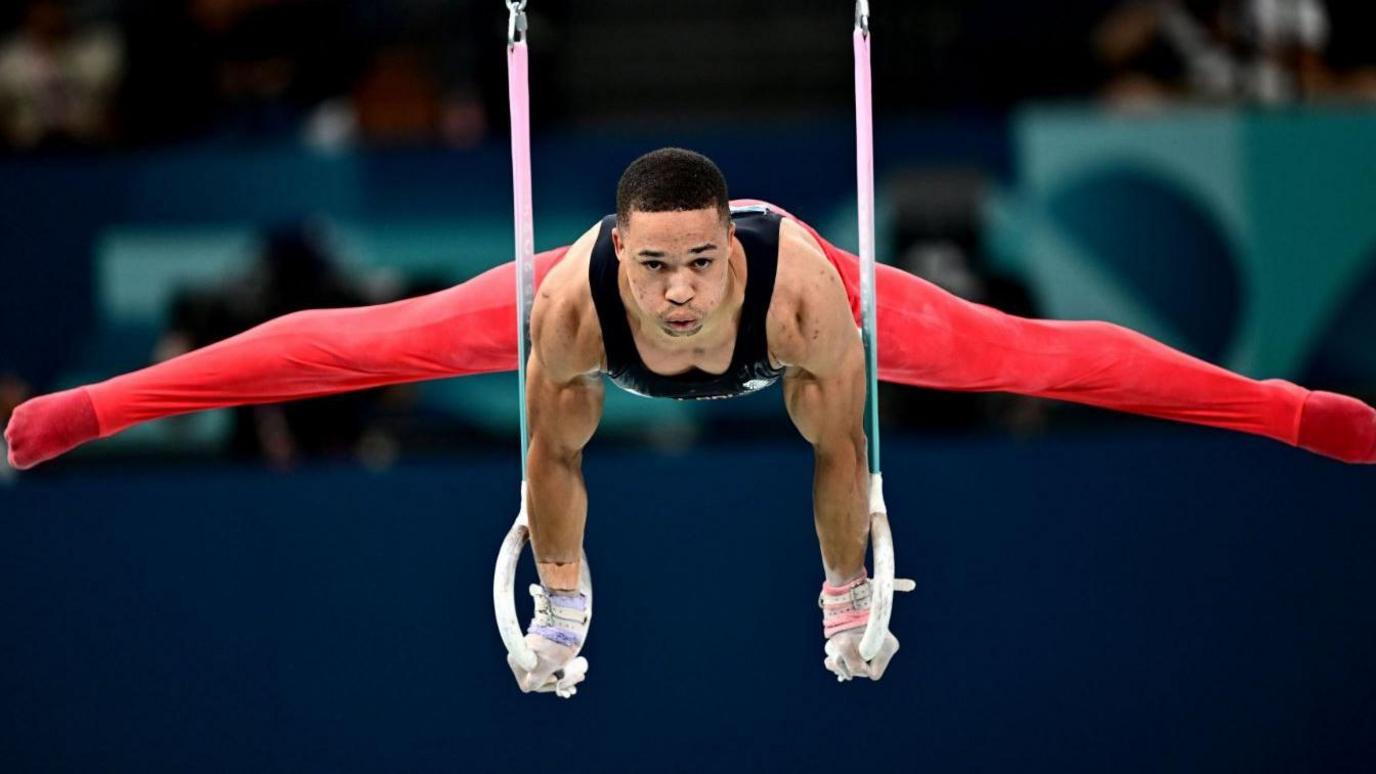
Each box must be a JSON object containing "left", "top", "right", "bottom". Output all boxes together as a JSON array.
[{"left": 507, "top": 0, "right": 529, "bottom": 45}]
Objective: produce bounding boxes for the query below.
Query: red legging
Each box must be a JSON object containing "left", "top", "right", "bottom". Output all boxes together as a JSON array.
[
  {"left": 776, "top": 203, "right": 1312, "bottom": 446},
  {"left": 5, "top": 205, "right": 1375, "bottom": 469}
]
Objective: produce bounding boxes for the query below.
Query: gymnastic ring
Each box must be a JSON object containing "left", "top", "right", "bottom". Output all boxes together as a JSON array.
[
  {"left": 493, "top": 482, "right": 593, "bottom": 673},
  {"left": 859, "top": 474, "right": 915, "bottom": 662}
]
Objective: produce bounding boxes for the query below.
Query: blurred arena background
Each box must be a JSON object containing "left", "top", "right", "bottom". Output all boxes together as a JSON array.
[{"left": 1, "top": 1, "right": 1374, "bottom": 771}]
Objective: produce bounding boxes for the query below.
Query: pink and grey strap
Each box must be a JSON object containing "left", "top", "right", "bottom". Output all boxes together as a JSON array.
[{"left": 819, "top": 571, "right": 873, "bottom": 638}]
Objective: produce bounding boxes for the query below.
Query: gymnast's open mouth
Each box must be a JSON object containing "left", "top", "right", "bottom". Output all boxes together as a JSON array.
[{"left": 664, "top": 318, "right": 701, "bottom": 335}]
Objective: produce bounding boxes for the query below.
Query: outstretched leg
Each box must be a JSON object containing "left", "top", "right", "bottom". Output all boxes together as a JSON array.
[
  {"left": 5, "top": 248, "right": 570, "bottom": 468},
  {"left": 795, "top": 225, "right": 1375, "bottom": 464}
]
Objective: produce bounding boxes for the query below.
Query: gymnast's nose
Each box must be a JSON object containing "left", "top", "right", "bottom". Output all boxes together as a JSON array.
[{"left": 665, "top": 275, "right": 694, "bottom": 306}]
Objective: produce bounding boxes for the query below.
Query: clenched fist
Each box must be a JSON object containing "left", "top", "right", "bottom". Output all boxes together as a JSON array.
[
  {"left": 824, "top": 628, "right": 900, "bottom": 682},
  {"left": 507, "top": 633, "right": 589, "bottom": 697}
]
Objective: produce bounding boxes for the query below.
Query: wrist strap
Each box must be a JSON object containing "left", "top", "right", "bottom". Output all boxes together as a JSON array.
[
  {"left": 819, "top": 571, "right": 871, "bottom": 638},
  {"left": 528, "top": 584, "right": 589, "bottom": 649}
]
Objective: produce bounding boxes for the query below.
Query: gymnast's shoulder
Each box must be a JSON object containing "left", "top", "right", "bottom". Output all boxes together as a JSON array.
[
  {"left": 530, "top": 223, "right": 604, "bottom": 380},
  {"left": 766, "top": 218, "right": 857, "bottom": 372}
]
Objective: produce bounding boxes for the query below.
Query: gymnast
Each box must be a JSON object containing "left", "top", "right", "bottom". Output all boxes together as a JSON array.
[{"left": 5, "top": 147, "right": 1374, "bottom": 691}]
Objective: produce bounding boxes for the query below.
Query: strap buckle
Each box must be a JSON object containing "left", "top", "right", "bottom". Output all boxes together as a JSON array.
[{"left": 818, "top": 576, "right": 872, "bottom": 611}]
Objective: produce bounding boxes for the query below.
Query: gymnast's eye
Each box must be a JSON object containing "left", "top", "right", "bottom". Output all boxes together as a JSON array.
[
  {"left": 691, "top": 258, "right": 713, "bottom": 270},
  {"left": 642, "top": 260, "right": 663, "bottom": 271}
]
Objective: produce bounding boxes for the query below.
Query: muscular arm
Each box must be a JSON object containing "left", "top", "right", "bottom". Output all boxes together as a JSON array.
[
  {"left": 524, "top": 260, "right": 604, "bottom": 592},
  {"left": 776, "top": 239, "right": 872, "bottom": 585},
  {"left": 525, "top": 362, "right": 602, "bottom": 592}
]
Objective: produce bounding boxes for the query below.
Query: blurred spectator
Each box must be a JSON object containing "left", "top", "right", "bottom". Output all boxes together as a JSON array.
[
  {"left": 193, "top": 0, "right": 351, "bottom": 135},
  {"left": 306, "top": 45, "right": 487, "bottom": 149},
  {"left": 1095, "top": 0, "right": 1373, "bottom": 106},
  {"left": 0, "top": 0, "right": 123, "bottom": 150},
  {"left": 119, "top": 0, "right": 355, "bottom": 143},
  {"left": 157, "top": 221, "right": 395, "bottom": 467},
  {"left": 305, "top": 0, "right": 501, "bottom": 150}
]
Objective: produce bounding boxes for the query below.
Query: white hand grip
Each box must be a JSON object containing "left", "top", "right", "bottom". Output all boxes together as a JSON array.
[
  {"left": 531, "top": 656, "right": 588, "bottom": 698},
  {"left": 859, "top": 474, "right": 913, "bottom": 662},
  {"left": 493, "top": 482, "right": 593, "bottom": 678}
]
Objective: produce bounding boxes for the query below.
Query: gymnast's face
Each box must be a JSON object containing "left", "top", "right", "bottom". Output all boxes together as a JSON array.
[{"left": 612, "top": 207, "right": 735, "bottom": 338}]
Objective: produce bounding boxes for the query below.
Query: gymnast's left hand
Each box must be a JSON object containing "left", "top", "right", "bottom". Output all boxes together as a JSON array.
[{"left": 824, "top": 628, "right": 900, "bottom": 682}]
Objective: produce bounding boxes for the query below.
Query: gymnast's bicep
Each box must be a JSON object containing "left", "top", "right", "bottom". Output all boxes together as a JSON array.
[
  {"left": 778, "top": 266, "right": 867, "bottom": 447},
  {"left": 525, "top": 358, "right": 603, "bottom": 458},
  {"left": 527, "top": 293, "right": 604, "bottom": 454}
]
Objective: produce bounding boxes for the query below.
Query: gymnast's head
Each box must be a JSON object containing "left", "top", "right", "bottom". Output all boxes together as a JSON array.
[{"left": 612, "top": 147, "right": 735, "bottom": 338}]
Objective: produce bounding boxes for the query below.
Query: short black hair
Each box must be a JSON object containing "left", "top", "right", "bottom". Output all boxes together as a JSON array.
[{"left": 616, "top": 148, "right": 730, "bottom": 228}]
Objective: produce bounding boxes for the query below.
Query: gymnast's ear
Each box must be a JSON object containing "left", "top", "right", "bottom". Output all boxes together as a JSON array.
[{"left": 610, "top": 226, "right": 624, "bottom": 261}]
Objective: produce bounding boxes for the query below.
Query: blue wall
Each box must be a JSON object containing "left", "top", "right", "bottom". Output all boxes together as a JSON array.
[{"left": 2, "top": 430, "right": 1374, "bottom": 772}]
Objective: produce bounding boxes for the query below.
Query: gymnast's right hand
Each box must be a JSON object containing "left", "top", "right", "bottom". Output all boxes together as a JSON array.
[
  {"left": 507, "top": 632, "right": 587, "bottom": 696},
  {"left": 507, "top": 585, "right": 590, "bottom": 697},
  {"left": 4, "top": 387, "right": 100, "bottom": 470}
]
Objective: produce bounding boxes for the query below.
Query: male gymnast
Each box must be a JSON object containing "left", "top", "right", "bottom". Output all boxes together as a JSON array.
[{"left": 6, "top": 148, "right": 1375, "bottom": 693}]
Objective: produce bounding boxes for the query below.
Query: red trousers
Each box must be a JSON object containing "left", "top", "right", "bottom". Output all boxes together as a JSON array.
[{"left": 7, "top": 203, "right": 1374, "bottom": 468}]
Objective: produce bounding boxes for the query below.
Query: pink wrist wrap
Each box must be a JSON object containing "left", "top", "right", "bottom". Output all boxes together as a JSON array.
[{"left": 819, "top": 571, "right": 871, "bottom": 638}]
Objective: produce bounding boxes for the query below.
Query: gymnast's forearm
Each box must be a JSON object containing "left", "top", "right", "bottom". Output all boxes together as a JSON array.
[
  {"left": 873, "top": 265, "right": 1375, "bottom": 462},
  {"left": 526, "top": 442, "right": 589, "bottom": 593},
  {"left": 812, "top": 437, "right": 870, "bottom": 585},
  {"left": 783, "top": 365, "right": 871, "bottom": 585},
  {"left": 522, "top": 358, "right": 601, "bottom": 593}
]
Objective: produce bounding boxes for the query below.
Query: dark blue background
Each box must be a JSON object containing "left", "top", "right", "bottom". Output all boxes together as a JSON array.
[{"left": 2, "top": 428, "right": 1374, "bottom": 772}]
